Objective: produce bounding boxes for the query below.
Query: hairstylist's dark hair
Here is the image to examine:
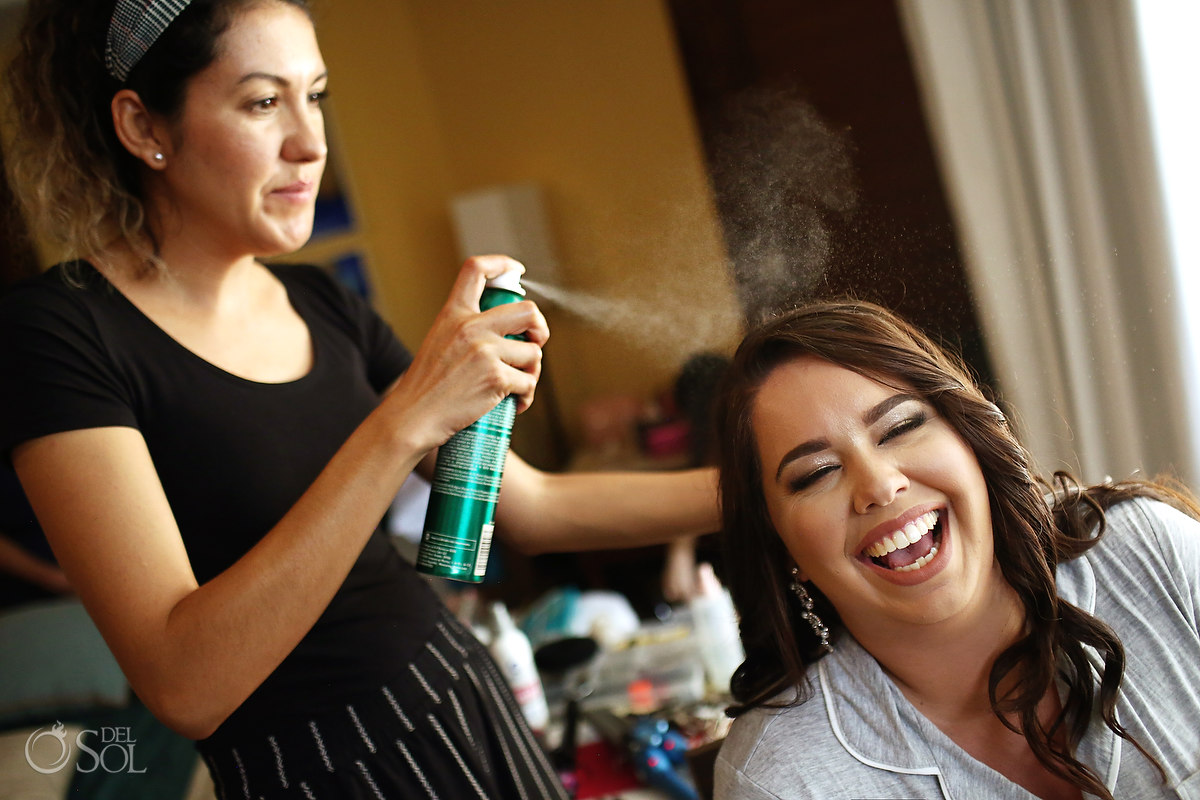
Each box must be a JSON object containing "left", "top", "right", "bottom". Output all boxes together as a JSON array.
[
  {"left": 716, "top": 299, "right": 1182, "bottom": 800},
  {"left": 3, "top": 0, "right": 310, "bottom": 276}
]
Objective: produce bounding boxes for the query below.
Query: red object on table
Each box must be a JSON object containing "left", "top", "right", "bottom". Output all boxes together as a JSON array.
[{"left": 573, "top": 740, "right": 642, "bottom": 799}]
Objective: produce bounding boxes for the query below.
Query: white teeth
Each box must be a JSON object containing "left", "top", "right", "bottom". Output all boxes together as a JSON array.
[
  {"left": 864, "top": 510, "right": 940, "bottom": 559},
  {"left": 893, "top": 545, "right": 939, "bottom": 573}
]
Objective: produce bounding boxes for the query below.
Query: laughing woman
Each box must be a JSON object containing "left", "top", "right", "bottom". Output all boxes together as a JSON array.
[{"left": 712, "top": 301, "right": 1200, "bottom": 799}]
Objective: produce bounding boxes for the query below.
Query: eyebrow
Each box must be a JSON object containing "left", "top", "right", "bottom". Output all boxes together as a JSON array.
[
  {"left": 773, "top": 392, "right": 920, "bottom": 482},
  {"left": 237, "top": 70, "right": 329, "bottom": 87}
]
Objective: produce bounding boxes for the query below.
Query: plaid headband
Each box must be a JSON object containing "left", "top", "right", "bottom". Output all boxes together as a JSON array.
[{"left": 105, "top": 0, "right": 194, "bottom": 83}]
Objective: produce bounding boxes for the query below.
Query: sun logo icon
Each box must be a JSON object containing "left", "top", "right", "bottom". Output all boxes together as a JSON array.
[{"left": 25, "top": 721, "right": 72, "bottom": 774}]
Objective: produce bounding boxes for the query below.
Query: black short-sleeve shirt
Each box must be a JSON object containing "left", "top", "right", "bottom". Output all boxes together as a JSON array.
[{"left": 0, "top": 262, "right": 444, "bottom": 737}]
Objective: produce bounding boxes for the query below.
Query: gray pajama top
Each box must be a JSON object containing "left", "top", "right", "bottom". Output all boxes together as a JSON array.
[{"left": 715, "top": 498, "right": 1200, "bottom": 799}]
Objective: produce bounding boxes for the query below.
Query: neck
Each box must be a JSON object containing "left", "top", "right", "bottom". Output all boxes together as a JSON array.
[
  {"left": 136, "top": 190, "right": 270, "bottom": 305},
  {"left": 859, "top": 578, "right": 1027, "bottom": 723},
  {"left": 97, "top": 237, "right": 264, "bottom": 316}
]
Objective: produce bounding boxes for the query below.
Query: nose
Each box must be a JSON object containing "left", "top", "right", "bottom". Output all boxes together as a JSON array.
[
  {"left": 850, "top": 453, "right": 908, "bottom": 515},
  {"left": 283, "top": 106, "right": 327, "bottom": 164}
]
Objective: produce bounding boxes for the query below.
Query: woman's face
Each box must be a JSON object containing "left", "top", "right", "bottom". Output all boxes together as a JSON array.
[
  {"left": 752, "top": 356, "right": 1003, "bottom": 645},
  {"left": 152, "top": 1, "right": 327, "bottom": 260}
]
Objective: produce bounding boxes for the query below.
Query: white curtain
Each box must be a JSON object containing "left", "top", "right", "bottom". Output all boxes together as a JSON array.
[{"left": 896, "top": 0, "right": 1195, "bottom": 485}]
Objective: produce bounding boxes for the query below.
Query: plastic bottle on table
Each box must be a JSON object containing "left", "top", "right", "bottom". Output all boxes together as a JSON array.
[
  {"left": 488, "top": 602, "right": 550, "bottom": 732},
  {"left": 688, "top": 563, "right": 745, "bottom": 693}
]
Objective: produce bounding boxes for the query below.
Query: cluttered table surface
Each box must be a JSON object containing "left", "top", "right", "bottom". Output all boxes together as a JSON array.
[
  {"left": 391, "top": 446, "right": 737, "bottom": 799},
  {"left": 465, "top": 577, "right": 741, "bottom": 800}
]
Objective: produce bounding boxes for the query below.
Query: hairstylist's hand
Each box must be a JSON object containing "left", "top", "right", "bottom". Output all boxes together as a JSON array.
[{"left": 387, "top": 255, "right": 549, "bottom": 451}]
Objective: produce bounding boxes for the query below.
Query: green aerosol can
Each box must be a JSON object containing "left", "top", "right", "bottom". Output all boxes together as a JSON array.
[{"left": 416, "top": 269, "right": 526, "bottom": 582}]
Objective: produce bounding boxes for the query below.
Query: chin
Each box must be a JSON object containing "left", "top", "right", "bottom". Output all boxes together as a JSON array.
[
  {"left": 253, "top": 213, "right": 316, "bottom": 255},
  {"left": 255, "top": 230, "right": 314, "bottom": 259}
]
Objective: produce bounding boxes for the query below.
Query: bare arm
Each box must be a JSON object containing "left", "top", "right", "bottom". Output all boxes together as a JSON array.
[
  {"left": 494, "top": 452, "right": 719, "bottom": 554},
  {"left": 16, "top": 417, "right": 419, "bottom": 739},
  {"left": 14, "top": 256, "right": 547, "bottom": 740}
]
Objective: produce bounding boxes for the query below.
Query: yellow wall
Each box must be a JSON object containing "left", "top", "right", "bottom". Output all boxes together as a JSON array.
[
  {"left": 315, "top": 0, "right": 741, "bottom": 455},
  {"left": 3, "top": 0, "right": 741, "bottom": 460},
  {"left": 307, "top": 1, "right": 458, "bottom": 349}
]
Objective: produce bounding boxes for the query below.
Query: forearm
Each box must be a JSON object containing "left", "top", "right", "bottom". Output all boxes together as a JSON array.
[
  {"left": 16, "top": 409, "right": 428, "bottom": 740},
  {"left": 496, "top": 457, "right": 719, "bottom": 554}
]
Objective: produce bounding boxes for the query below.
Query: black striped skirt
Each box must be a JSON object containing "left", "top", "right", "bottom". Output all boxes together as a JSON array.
[{"left": 198, "top": 608, "right": 568, "bottom": 800}]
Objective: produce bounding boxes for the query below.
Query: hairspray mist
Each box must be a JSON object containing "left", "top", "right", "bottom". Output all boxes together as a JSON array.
[{"left": 416, "top": 269, "right": 525, "bottom": 582}]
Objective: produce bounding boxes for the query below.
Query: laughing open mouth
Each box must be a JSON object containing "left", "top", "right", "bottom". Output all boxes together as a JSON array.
[{"left": 862, "top": 510, "right": 943, "bottom": 572}]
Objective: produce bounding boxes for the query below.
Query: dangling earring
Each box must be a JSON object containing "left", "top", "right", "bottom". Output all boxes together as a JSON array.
[{"left": 790, "top": 567, "right": 832, "bottom": 654}]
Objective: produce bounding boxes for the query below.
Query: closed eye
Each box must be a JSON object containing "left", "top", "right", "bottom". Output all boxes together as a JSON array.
[
  {"left": 879, "top": 411, "right": 928, "bottom": 445},
  {"left": 789, "top": 464, "right": 839, "bottom": 492}
]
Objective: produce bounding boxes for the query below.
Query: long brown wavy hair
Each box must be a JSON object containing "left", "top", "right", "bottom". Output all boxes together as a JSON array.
[
  {"left": 716, "top": 299, "right": 1187, "bottom": 799},
  {"left": 3, "top": 0, "right": 310, "bottom": 277}
]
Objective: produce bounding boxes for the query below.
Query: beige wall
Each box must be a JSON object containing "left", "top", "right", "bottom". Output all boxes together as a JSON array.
[{"left": 313, "top": 0, "right": 741, "bottom": 456}]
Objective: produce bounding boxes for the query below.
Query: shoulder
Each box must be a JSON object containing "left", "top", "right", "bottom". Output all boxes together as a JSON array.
[
  {"left": 715, "top": 639, "right": 967, "bottom": 798},
  {"left": 0, "top": 262, "right": 116, "bottom": 348},
  {"left": 715, "top": 681, "right": 852, "bottom": 797},
  {"left": 1, "top": 262, "right": 103, "bottom": 315},
  {"left": 1061, "top": 496, "right": 1200, "bottom": 622},
  {"left": 1082, "top": 499, "right": 1200, "bottom": 783},
  {"left": 1093, "top": 496, "right": 1199, "bottom": 571},
  {"left": 0, "top": 263, "right": 142, "bottom": 457},
  {"left": 717, "top": 686, "right": 812, "bottom": 768}
]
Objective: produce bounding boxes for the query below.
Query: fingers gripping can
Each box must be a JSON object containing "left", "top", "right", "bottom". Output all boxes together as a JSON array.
[{"left": 416, "top": 270, "right": 526, "bottom": 582}]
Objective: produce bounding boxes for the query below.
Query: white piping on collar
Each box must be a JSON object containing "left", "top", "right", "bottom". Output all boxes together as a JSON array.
[{"left": 817, "top": 656, "right": 954, "bottom": 800}]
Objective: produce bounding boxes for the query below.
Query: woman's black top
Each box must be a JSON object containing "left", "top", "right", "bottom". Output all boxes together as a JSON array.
[{"left": 0, "top": 262, "right": 441, "bottom": 739}]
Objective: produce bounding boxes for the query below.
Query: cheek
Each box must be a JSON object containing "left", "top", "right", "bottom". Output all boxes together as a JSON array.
[
  {"left": 938, "top": 441, "right": 987, "bottom": 492},
  {"left": 771, "top": 500, "right": 838, "bottom": 575},
  {"left": 191, "top": 132, "right": 268, "bottom": 180},
  {"left": 227, "top": 143, "right": 270, "bottom": 180}
]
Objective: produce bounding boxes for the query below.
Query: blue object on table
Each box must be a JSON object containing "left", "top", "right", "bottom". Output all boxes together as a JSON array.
[
  {"left": 579, "top": 708, "right": 698, "bottom": 800},
  {"left": 628, "top": 717, "right": 697, "bottom": 799},
  {"left": 631, "top": 717, "right": 689, "bottom": 764},
  {"left": 633, "top": 744, "right": 698, "bottom": 800}
]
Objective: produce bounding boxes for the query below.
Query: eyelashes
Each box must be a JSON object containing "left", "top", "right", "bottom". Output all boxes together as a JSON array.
[
  {"left": 786, "top": 411, "right": 929, "bottom": 492},
  {"left": 789, "top": 465, "right": 836, "bottom": 492},
  {"left": 879, "top": 411, "right": 928, "bottom": 444},
  {"left": 248, "top": 89, "right": 328, "bottom": 112}
]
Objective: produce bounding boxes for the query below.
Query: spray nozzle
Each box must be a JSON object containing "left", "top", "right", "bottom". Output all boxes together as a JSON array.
[{"left": 485, "top": 266, "right": 526, "bottom": 296}]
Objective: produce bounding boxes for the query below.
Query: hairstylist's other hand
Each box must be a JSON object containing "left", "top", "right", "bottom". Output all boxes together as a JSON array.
[
  {"left": 388, "top": 256, "right": 549, "bottom": 451},
  {"left": 661, "top": 537, "right": 700, "bottom": 603}
]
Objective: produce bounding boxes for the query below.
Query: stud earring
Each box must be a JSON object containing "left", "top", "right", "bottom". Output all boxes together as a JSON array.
[
  {"left": 152, "top": 153, "right": 164, "bottom": 164},
  {"left": 790, "top": 567, "right": 832, "bottom": 654}
]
